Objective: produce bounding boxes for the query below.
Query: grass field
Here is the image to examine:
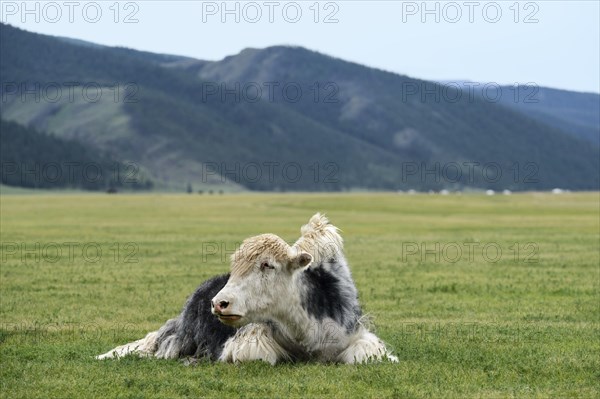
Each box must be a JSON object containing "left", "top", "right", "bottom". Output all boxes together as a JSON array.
[{"left": 1, "top": 192, "right": 598, "bottom": 398}]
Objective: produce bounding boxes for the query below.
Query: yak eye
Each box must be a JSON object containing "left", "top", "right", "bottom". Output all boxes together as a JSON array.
[{"left": 260, "top": 262, "right": 274, "bottom": 270}]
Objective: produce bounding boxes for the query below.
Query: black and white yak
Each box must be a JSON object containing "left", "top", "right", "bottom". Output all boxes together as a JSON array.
[{"left": 97, "top": 214, "right": 397, "bottom": 364}]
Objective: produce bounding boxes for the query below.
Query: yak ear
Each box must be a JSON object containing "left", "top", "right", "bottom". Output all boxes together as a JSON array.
[{"left": 289, "top": 251, "right": 313, "bottom": 270}]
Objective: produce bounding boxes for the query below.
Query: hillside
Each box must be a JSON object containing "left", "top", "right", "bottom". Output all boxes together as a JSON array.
[
  {"left": 497, "top": 86, "right": 599, "bottom": 145},
  {"left": 0, "top": 119, "right": 152, "bottom": 191},
  {"left": 440, "top": 81, "right": 599, "bottom": 145},
  {"left": 1, "top": 23, "right": 598, "bottom": 191}
]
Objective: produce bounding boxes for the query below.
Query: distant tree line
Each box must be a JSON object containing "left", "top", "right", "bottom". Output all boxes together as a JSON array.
[{"left": 0, "top": 118, "right": 153, "bottom": 191}]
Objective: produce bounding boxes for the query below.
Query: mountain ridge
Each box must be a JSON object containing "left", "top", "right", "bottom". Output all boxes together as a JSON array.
[{"left": 1, "top": 23, "right": 598, "bottom": 191}]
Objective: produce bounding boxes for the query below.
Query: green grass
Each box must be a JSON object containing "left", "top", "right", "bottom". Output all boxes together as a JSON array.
[{"left": 1, "top": 192, "right": 598, "bottom": 398}]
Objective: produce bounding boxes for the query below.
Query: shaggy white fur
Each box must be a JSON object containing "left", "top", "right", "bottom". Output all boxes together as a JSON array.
[{"left": 96, "top": 331, "right": 159, "bottom": 359}]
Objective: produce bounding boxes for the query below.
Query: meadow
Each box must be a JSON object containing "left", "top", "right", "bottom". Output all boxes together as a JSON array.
[{"left": 0, "top": 192, "right": 598, "bottom": 398}]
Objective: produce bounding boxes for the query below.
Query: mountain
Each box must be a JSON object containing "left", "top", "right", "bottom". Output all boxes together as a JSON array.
[
  {"left": 497, "top": 86, "right": 599, "bottom": 145},
  {"left": 439, "top": 81, "right": 600, "bottom": 145},
  {"left": 1, "top": 23, "right": 598, "bottom": 191}
]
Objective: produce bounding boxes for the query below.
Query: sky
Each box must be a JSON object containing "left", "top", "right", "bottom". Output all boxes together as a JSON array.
[{"left": 2, "top": 0, "right": 599, "bottom": 93}]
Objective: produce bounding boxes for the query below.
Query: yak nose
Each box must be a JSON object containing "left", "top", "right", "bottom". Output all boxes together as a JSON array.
[{"left": 213, "top": 300, "right": 230, "bottom": 313}]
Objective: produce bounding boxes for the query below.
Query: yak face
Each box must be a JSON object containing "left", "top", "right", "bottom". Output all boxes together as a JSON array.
[{"left": 211, "top": 234, "right": 313, "bottom": 327}]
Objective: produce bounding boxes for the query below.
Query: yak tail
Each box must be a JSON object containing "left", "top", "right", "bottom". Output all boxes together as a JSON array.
[{"left": 293, "top": 213, "right": 344, "bottom": 264}]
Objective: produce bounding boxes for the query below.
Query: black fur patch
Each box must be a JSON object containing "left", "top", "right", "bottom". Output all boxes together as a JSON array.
[
  {"left": 154, "top": 274, "right": 236, "bottom": 360},
  {"left": 301, "top": 264, "right": 361, "bottom": 332}
]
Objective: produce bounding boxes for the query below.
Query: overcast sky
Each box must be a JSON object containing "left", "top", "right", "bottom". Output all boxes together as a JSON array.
[{"left": 2, "top": 1, "right": 599, "bottom": 93}]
